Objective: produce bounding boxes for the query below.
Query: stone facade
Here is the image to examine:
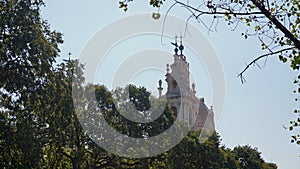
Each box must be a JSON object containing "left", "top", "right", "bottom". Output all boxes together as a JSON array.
[{"left": 158, "top": 41, "right": 215, "bottom": 132}]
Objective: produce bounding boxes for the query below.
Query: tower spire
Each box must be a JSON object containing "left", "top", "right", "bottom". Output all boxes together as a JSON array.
[
  {"left": 179, "top": 35, "right": 184, "bottom": 55},
  {"left": 171, "top": 36, "right": 178, "bottom": 55}
]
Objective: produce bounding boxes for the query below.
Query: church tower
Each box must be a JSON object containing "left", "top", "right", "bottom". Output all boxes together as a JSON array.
[{"left": 160, "top": 37, "right": 215, "bottom": 132}]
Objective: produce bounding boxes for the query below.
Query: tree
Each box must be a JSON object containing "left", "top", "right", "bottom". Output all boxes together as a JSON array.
[
  {"left": 0, "top": 0, "right": 62, "bottom": 106},
  {"left": 118, "top": 0, "right": 300, "bottom": 145},
  {"left": 220, "top": 147, "right": 240, "bottom": 169},
  {"left": 233, "top": 145, "right": 264, "bottom": 169},
  {"left": 232, "top": 145, "right": 277, "bottom": 169},
  {"left": 95, "top": 84, "right": 175, "bottom": 138},
  {"left": 41, "top": 59, "right": 93, "bottom": 169},
  {"left": 0, "top": 55, "right": 279, "bottom": 168},
  {"left": 0, "top": 0, "right": 62, "bottom": 168},
  {"left": 168, "top": 131, "right": 224, "bottom": 168}
]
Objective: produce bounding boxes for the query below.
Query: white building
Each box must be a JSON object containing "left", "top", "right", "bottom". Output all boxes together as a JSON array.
[{"left": 157, "top": 39, "right": 215, "bottom": 132}]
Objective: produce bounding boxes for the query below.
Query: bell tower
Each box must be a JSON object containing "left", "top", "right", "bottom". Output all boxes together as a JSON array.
[
  {"left": 157, "top": 36, "right": 215, "bottom": 132},
  {"left": 165, "top": 36, "right": 195, "bottom": 126}
]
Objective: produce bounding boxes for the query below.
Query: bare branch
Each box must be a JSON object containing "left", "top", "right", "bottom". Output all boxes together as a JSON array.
[
  {"left": 238, "top": 47, "right": 295, "bottom": 83},
  {"left": 161, "top": 1, "right": 179, "bottom": 45},
  {"left": 175, "top": 0, "right": 264, "bottom": 16}
]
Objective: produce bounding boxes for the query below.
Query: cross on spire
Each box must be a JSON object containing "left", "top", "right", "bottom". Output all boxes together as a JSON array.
[
  {"left": 171, "top": 36, "right": 178, "bottom": 54},
  {"left": 179, "top": 35, "right": 184, "bottom": 55},
  {"left": 68, "top": 51, "right": 72, "bottom": 60},
  {"left": 63, "top": 51, "right": 72, "bottom": 63}
]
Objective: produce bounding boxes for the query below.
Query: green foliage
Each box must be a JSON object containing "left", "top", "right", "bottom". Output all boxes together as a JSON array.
[
  {"left": 233, "top": 145, "right": 277, "bottom": 169},
  {"left": 0, "top": 0, "right": 63, "bottom": 100},
  {"left": 118, "top": 0, "right": 165, "bottom": 12},
  {"left": 233, "top": 145, "right": 263, "bottom": 169},
  {"left": 128, "top": 85, "right": 151, "bottom": 112},
  {"left": 0, "top": 0, "right": 62, "bottom": 168},
  {"left": 149, "top": 0, "right": 165, "bottom": 8},
  {"left": 0, "top": 55, "right": 277, "bottom": 168},
  {"left": 290, "top": 75, "right": 300, "bottom": 145},
  {"left": 96, "top": 84, "right": 175, "bottom": 138},
  {"left": 220, "top": 147, "right": 239, "bottom": 169}
]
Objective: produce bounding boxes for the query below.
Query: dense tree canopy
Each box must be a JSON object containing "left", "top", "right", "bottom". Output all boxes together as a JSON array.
[
  {"left": 0, "top": 56, "right": 278, "bottom": 168},
  {"left": 0, "top": 0, "right": 62, "bottom": 168}
]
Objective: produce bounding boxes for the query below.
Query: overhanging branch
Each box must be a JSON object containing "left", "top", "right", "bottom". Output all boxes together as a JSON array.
[
  {"left": 174, "top": 0, "right": 300, "bottom": 50},
  {"left": 250, "top": 0, "right": 300, "bottom": 50},
  {"left": 174, "top": 0, "right": 264, "bottom": 16},
  {"left": 238, "top": 47, "right": 295, "bottom": 83}
]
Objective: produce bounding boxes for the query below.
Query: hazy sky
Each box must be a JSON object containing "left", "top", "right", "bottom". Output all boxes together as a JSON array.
[{"left": 42, "top": 1, "right": 299, "bottom": 168}]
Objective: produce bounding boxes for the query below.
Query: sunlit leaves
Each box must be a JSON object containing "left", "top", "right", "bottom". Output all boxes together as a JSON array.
[
  {"left": 254, "top": 25, "right": 261, "bottom": 31},
  {"left": 152, "top": 12, "right": 161, "bottom": 20},
  {"left": 150, "top": 0, "right": 165, "bottom": 8},
  {"left": 119, "top": 1, "right": 129, "bottom": 12},
  {"left": 118, "top": 0, "right": 165, "bottom": 12}
]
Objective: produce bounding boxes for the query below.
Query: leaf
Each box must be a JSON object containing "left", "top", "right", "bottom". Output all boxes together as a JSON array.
[
  {"left": 227, "top": 15, "right": 232, "bottom": 20},
  {"left": 119, "top": 2, "right": 128, "bottom": 12},
  {"left": 254, "top": 25, "right": 260, "bottom": 31},
  {"left": 152, "top": 12, "right": 161, "bottom": 20}
]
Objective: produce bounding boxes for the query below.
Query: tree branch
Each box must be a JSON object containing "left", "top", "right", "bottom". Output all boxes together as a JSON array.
[
  {"left": 175, "top": 0, "right": 264, "bottom": 16},
  {"left": 175, "top": 0, "right": 300, "bottom": 50},
  {"left": 238, "top": 47, "right": 295, "bottom": 83},
  {"left": 250, "top": 0, "right": 300, "bottom": 50}
]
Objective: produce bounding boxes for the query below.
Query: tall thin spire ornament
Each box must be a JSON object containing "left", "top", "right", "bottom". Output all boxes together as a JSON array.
[
  {"left": 179, "top": 35, "right": 184, "bottom": 55},
  {"left": 171, "top": 36, "right": 179, "bottom": 55},
  {"left": 157, "top": 80, "right": 163, "bottom": 98}
]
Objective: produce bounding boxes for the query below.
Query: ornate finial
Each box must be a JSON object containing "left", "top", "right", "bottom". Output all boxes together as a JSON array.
[
  {"left": 157, "top": 80, "right": 163, "bottom": 98},
  {"left": 171, "top": 36, "right": 178, "bottom": 55},
  {"left": 192, "top": 83, "right": 196, "bottom": 95},
  {"left": 63, "top": 51, "right": 72, "bottom": 63},
  {"left": 179, "top": 35, "right": 184, "bottom": 55},
  {"left": 166, "top": 64, "right": 170, "bottom": 73},
  {"left": 68, "top": 52, "right": 72, "bottom": 61}
]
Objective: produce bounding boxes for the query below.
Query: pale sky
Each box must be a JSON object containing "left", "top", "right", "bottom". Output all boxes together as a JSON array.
[{"left": 42, "top": 1, "right": 300, "bottom": 168}]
